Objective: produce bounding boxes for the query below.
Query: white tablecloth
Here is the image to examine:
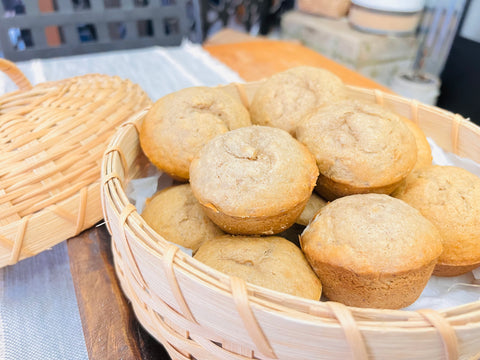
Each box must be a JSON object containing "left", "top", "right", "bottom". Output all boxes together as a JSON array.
[{"left": 0, "top": 41, "right": 242, "bottom": 360}]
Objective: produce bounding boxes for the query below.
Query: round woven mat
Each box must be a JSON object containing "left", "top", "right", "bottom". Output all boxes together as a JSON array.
[{"left": 0, "top": 61, "right": 152, "bottom": 267}]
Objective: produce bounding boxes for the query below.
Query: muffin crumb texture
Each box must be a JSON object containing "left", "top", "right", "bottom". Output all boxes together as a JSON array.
[
  {"left": 393, "top": 165, "right": 480, "bottom": 276},
  {"left": 300, "top": 194, "right": 443, "bottom": 308},
  {"left": 250, "top": 66, "right": 348, "bottom": 135},
  {"left": 296, "top": 100, "right": 417, "bottom": 200},
  {"left": 194, "top": 235, "right": 322, "bottom": 300},
  {"left": 139, "top": 86, "right": 251, "bottom": 180},
  {"left": 141, "top": 184, "right": 224, "bottom": 252},
  {"left": 189, "top": 125, "right": 318, "bottom": 235}
]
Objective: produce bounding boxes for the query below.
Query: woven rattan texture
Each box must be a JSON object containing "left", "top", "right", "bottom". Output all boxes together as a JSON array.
[
  {"left": 1, "top": 60, "right": 152, "bottom": 267},
  {"left": 102, "top": 82, "right": 480, "bottom": 360}
]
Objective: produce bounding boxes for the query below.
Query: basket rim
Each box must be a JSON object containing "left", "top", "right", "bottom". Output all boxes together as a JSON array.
[{"left": 101, "top": 83, "right": 480, "bottom": 325}]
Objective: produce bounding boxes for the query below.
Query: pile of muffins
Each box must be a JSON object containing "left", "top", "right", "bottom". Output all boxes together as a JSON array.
[{"left": 139, "top": 66, "right": 480, "bottom": 309}]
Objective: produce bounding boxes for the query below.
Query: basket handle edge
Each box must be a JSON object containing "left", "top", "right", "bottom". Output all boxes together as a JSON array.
[{"left": 0, "top": 58, "right": 33, "bottom": 91}]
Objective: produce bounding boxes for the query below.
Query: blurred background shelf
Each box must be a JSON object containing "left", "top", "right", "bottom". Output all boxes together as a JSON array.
[
  {"left": 280, "top": 10, "right": 419, "bottom": 88},
  {"left": 1, "top": 0, "right": 479, "bottom": 123}
]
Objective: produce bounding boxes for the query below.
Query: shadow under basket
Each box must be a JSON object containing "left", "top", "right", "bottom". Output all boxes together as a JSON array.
[
  {"left": 101, "top": 81, "right": 480, "bottom": 360},
  {"left": 0, "top": 59, "right": 152, "bottom": 268}
]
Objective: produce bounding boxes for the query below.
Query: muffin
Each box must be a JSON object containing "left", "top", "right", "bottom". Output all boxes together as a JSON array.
[
  {"left": 141, "top": 184, "right": 224, "bottom": 252},
  {"left": 194, "top": 235, "right": 322, "bottom": 300},
  {"left": 139, "top": 86, "right": 251, "bottom": 181},
  {"left": 402, "top": 117, "right": 433, "bottom": 171},
  {"left": 296, "top": 192, "right": 328, "bottom": 226},
  {"left": 300, "top": 194, "right": 443, "bottom": 309},
  {"left": 249, "top": 66, "right": 348, "bottom": 136},
  {"left": 393, "top": 165, "right": 480, "bottom": 276},
  {"left": 296, "top": 100, "right": 417, "bottom": 200},
  {"left": 189, "top": 125, "right": 319, "bottom": 235}
]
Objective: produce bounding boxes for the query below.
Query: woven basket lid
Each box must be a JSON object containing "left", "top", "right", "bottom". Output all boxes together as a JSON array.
[{"left": 0, "top": 59, "right": 152, "bottom": 268}]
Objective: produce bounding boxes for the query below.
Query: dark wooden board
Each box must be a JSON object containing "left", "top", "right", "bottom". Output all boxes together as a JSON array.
[{"left": 67, "top": 225, "right": 171, "bottom": 359}]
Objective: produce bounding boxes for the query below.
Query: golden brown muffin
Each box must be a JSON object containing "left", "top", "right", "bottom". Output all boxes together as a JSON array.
[
  {"left": 393, "top": 165, "right": 480, "bottom": 276},
  {"left": 194, "top": 235, "right": 322, "bottom": 300},
  {"left": 189, "top": 125, "right": 319, "bottom": 235},
  {"left": 401, "top": 116, "right": 433, "bottom": 171},
  {"left": 296, "top": 100, "right": 417, "bottom": 200},
  {"left": 296, "top": 192, "right": 328, "bottom": 226},
  {"left": 141, "top": 184, "right": 224, "bottom": 252},
  {"left": 249, "top": 66, "right": 348, "bottom": 136},
  {"left": 300, "top": 194, "right": 443, "bottom": 309},
  {"left": 139, "top": 86, "right": 251, "bottom": 181}
]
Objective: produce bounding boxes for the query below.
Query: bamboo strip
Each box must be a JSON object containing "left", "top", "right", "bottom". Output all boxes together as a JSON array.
[
  {"left": 326, "top": 302, "right": 368, "bottom": 360},
  {"left": 120, "top": 203, "right": 147, "bottom": 290},
  {"left": 418, "top": 309, "right": 459, "bottom": 360},
  {"left": 8, "top": 214, "right": 30, "bottom": 265},
  {"left": 230, "top": 276, "right": 277, "bottom": 359},
  {"left": 162, "top": 245, "right": 197, "bottom": 323}
]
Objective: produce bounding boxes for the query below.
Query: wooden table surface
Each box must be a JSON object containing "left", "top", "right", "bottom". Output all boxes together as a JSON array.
[{"left": 67, "top": 37, "right": 389, "bottom": 360}]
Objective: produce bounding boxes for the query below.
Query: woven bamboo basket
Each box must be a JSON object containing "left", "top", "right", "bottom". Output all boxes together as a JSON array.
[
  {"left": 0, "top": 59, "right": 152, "bottom": 268},
  {"left": 101, "top": 80, "right": 480, "bottom": 360}
]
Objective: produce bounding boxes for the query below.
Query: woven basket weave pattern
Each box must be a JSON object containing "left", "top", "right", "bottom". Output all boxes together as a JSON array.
[
  {"left": 0, "top": 59, "right": 152, "bottom": 267},
  {"left": 102, "top": 82, "right": 480, "bottom": 360}
]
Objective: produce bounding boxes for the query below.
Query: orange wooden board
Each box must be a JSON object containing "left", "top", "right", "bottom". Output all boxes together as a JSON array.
[{"left": 204, "top": 39, "right": 392, "bottom": 92}]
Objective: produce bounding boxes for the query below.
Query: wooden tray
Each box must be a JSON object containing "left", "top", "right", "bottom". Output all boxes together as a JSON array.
[
  {"left": 0, "top": 59, "right": 152, "bottom": 268},
  {"left": 101, "top": 80, "right": 480, "bottom": 360}
]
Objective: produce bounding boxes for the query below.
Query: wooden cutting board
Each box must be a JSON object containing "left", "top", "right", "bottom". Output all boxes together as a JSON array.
[{"left": 203, "top": 37, "right": 391, "bottom": 92}]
